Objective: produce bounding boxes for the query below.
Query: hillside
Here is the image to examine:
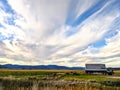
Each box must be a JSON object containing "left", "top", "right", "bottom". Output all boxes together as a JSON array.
[{"left": 0, "top": 64, "right": 84, "bottom": 70}]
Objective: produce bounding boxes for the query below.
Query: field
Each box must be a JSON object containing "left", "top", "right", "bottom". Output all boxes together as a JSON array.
[{"left": 0, "top": 69, "right": 120, "bottom": 90}]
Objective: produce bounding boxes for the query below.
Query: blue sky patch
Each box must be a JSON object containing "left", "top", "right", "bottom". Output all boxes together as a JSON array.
[
  {"left": 0, "top": 0, "right": 15, "bottom": 14},
  {"left": 92, "top": 39, "right": 106, "bottom": 48},
  {"left": 72, "top": 0, "right": 107, "bottom": 27}
]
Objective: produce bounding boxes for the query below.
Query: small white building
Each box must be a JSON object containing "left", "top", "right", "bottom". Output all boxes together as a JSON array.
[{"left": 85, "top": 64, "right": 107, "bottom": 74}]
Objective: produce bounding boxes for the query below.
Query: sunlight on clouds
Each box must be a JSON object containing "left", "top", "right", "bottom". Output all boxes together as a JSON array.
[
  {"left": 0, "top": 57, "right": 38, "bottom": 65},
  {"left": 78, "top": 31, "right": 120, "bottom": 67},
  {"left": 0, "top": 0, "right": 119, "bottom": 67}
]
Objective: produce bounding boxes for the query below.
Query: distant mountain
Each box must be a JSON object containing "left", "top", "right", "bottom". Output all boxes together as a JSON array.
[{"left": 0, "top": 64, "right": 85, "bottom": 70}]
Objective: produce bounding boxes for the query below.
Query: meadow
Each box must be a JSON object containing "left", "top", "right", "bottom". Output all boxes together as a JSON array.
[{"left": 0, "top": 69, "right": 120, "bottom": 90}]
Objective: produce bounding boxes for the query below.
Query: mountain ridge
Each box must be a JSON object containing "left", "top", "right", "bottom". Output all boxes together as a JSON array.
[{"left": 0, "top": 64, "right": 85, "bottom": 70}]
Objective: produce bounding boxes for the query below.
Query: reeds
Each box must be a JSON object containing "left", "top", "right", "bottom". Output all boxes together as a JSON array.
[
  {"left": 0, "top": 79, "right": 120, "bottom": 90},
  {"left": 0, "top": 70, "right": 120, "bottom": 90}
]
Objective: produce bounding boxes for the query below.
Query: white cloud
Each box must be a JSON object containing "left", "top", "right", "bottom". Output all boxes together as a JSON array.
[{"left": 0, "top": 0, "right": 119, "bottom": 67}]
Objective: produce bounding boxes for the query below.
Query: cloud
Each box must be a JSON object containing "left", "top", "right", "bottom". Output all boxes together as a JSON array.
[{"left": 0, "top": 0, "right": 119, "bottom": 67}]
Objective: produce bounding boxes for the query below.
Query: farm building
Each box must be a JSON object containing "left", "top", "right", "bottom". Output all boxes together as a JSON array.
[{"left": 85, "top": 64, "right": 107, "bottom": 74}]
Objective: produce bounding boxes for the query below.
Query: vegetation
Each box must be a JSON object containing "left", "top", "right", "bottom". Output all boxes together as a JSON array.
[{"left": 0, "top": 69, "right": 120, "bottom": 90}]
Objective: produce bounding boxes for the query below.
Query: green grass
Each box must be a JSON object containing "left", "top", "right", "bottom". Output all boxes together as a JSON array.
[
  {"left": 0, "top": 69, "right": 55, "bottom": 78},
  {"left": 0, "top": 69, "right": 120, "bottom": 89},
  {"left": 62, "top": 74, "right": 118, "bottom": 81},
  {"left": 0, "top": 69, "right": 120, "bottom": 81}
]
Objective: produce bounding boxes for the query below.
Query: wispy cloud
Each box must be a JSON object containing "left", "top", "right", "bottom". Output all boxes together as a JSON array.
[{"left": 0, "top": 0, "right": 119, "bottom": 67}]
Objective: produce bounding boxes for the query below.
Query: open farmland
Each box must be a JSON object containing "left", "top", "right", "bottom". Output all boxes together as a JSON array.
[{"left": 0, "top": 69, "right": 120, "bottom": 90}]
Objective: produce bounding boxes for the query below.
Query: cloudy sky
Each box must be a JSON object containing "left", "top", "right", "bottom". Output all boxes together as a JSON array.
[{"left": 0, "top": 0, "right": 120, "bottom": 67}]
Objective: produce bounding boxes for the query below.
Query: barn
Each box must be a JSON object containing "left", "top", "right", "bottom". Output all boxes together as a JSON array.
[{"left": 85, "top": 64, "right": 107, "bottom": 74}]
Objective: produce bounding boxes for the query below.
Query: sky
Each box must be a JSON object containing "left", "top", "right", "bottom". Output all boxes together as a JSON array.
[{"left": 0, "top": 0, "right": 120, "bottom": 67}]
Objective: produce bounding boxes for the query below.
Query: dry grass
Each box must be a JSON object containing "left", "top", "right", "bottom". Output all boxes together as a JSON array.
[
  {"left": 0, "top": 69, "right": 84, "bottom": 73},
  {"left": 0, "top": 69, "right": 120, "bottom": 90},
  {"left": 114, "top": 70, "right": 120, "bottom": 76}
]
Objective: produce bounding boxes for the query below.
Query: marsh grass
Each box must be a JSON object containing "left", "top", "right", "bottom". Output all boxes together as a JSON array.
[
  {"left": 0, "top": 70, "right": 120, "bottom": 90},
  {"left": 0, "top": 79, "right": 120, "bottom": 90}
]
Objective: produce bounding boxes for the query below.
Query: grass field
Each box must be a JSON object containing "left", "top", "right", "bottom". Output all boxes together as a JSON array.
[
  {"left": 0, "top": 69, "right": 120, "bottom": 80},
  {"left": 0, "top": 69, "right": 120, "bottom": 90}
]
